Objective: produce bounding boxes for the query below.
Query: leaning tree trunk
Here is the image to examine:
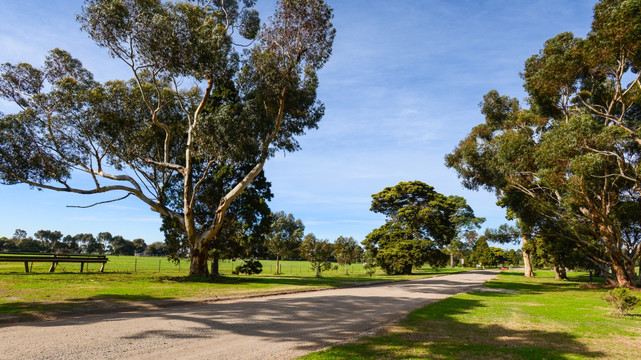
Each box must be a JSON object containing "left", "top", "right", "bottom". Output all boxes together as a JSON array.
[
  {"left": 450, "top": 253, "right": 455, "bottom": 268},
  {"left": 610, "top": 256, "right": 636, "bottom": 287},
  {"left": 522, "top": 236, "right": 534, "bottom": 278}
]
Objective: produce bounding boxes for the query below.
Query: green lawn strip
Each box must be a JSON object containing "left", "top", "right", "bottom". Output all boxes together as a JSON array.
[
  {"left": 299, "top": 271, "right": 641, "bottom": 360},
  {"left": 0, "top": 257, "right": 471, "bottom": 319}
]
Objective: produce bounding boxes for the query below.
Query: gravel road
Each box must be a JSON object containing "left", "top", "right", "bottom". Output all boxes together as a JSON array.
[{"left": 1, "top": 270, "right": 498, "bottom": 359}]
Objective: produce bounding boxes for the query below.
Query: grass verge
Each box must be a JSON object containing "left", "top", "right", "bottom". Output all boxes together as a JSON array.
[
  {"left": 0, "top": 257, "right": 469, "bottom": 322},
  {"left": 299, "top": 271, "right": 641, "bottom": 360}
]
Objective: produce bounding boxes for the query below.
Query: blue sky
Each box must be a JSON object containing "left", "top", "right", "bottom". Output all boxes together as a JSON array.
[{"left": 0, "top": 1, "right": 596, "bottom": 245}]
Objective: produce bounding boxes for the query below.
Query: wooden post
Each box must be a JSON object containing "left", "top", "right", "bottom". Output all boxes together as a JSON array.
[
  {"left": 99, "top": 262, "right": 105, "bottom": 272},
  {"left": 24, "top": 261, "right": 29, "bottom": 273},
  {"left": 80, "top": 262, "right": 85, "bottom": 273}
]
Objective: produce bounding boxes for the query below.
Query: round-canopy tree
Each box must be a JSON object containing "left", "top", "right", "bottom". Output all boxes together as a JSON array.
[{"left": 363, "top": 181, "right": 483, "bottom": 275}]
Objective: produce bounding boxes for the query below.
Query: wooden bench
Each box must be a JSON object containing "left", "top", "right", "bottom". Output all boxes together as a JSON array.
[{"left": 0, "top": 252, "right": 108, "bottom": 273}]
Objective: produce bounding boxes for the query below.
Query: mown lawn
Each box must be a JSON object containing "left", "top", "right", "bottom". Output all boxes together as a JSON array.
[
  {"left": 299, "top": 271, "right": 641, "bottom": 360},
  {"left": 0, "top": 256, "right": 470, "bottom": 321}
]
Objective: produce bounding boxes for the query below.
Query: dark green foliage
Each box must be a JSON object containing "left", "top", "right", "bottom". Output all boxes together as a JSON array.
[
  {"left": 132, "top": 238, "right": 147, "bottom": 253},
  {"left": 144, "top": 241, "right": 169, "bottom": 256},
  {"left": 364, "top": 181, "right": 482, "bottom": 275},
  {"left": 161, "top": 163, "right": 273, "bottom": 274},
  {"left": 111, "top": 235, "right": 136, "bottom": 255},
  {"left": 0, "top": 229, "right": 143, "bottom": 255},
  {"left": 232, "top": 259, "right": 263, "bottom": 275}
]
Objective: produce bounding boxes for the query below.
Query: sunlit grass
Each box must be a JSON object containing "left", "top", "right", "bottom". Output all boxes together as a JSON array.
[
  {"left": 300, "top": 271, "right": 641, "bottom": 360},
  {"left": 0, "top": 256, "right": 471, "bottom": 320}
]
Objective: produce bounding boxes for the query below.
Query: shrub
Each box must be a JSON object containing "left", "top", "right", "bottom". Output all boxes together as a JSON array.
[
  {"left": 604, "top": 287, "right": 640, "bottom": 315},
  {"left": 232, "top": 260, "right": 263, "bottom": 275}
]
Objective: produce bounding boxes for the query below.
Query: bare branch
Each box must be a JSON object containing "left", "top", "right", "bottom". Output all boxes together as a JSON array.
[{"left": 66, "top": 192, "right": 133, "bottom": 208}]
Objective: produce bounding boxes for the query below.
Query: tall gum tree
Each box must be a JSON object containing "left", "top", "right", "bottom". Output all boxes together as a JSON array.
[
  {"left": 0, "top": 0, "right": 335, "bottom": 277},
  {"left": 447, "top": 0, "right": 641, "bottom": 286}
]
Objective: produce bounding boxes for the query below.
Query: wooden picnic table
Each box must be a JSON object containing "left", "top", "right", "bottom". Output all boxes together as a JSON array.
[{"left": 0, "top": 252, "right": 108, "bottom": 273}]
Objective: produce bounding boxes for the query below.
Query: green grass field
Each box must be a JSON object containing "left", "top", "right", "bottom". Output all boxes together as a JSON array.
[
  {"left": 299, "top": 270, "right": 641, "bottom": 360},
  {"left": 0, "top": 256, "right": 470, "bottom": 322}
]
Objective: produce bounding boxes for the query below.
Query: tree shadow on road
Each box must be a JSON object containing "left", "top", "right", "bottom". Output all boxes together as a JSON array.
[{"left": 0, "top": 270, "right": 614, "bottom": 359}]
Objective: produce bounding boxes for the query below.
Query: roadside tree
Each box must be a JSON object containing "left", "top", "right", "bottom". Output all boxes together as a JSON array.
[
  {"left": 364, "top": 181, "right": 479, "bottom": 274},
  {"left": 0, "top": 0, "right": 335, "bottom": 277},
  {"left": 446, "top": 0, "right": 641, "bottom": 287}
]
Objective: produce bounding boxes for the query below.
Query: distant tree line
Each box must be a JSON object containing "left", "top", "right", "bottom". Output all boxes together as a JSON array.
[{"left": 0, "top": 229, "right": 167, "bottom": 256}]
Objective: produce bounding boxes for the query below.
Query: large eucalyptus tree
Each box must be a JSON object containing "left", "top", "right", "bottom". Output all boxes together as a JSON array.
[
  {"left": 0, "top": 0, "right": 335, "bottom": 276},
  {"left": 447, "top": 0, "right": 641, "bottom": 286}
]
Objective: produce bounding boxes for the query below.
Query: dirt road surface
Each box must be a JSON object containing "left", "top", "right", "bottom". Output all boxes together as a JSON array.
[{"left": 1, "top": 270, "right": 498, "bottom": 359}]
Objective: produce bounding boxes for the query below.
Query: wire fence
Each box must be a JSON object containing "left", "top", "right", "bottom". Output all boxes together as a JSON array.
[{"left": 0, "top": 255, "right": 367, "bottom": 276}]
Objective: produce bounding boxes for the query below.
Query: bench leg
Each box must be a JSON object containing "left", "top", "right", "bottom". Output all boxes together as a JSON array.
[
  {"left": 49, "top": 262, "right": 58, "bottom": 273},
  {"left": 80, "top": 262, "right": 84, "bottom": 272},
  {"left": 100, "top": 262, "right": 105, "bottom": 272},
  {"left": 24, "top": 261, "right": 29, "bottom": 273}
]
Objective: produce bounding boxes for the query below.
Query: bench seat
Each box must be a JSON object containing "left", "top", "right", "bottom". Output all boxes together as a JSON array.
[{"left": 0, "top": 253, "right": 108, "bottom": 273}]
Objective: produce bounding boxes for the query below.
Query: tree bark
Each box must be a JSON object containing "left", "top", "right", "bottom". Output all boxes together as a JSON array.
[
  {"left": 638, "top": 258, "right": 641, "bottom": 287},
  {"left": 189, "top": 245, "right": 209, "bottom": 277},
  {"left": 610, "top": 257, "right": 635, "bottom": 287},
  {"left": 450, "top": 253, "right": 454, "bottom": 268},
  {"left": 522, "top": 236, "right": 534, "bottom": 278},
  {"left": 210, "top": 252, "right": 220, "bottom": 278},
  {"left": 553, "top": 266, "right": 567, "bottom": 280},
  {"left": 275, "top": 255, "right": 280, "bottom": 275}
]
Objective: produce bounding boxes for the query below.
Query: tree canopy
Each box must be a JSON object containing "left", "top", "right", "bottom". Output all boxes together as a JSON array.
[
  {"left": 300, "top": 233, "right": 332, "bottom": 277},
  {"left": 446, "top": 0, "right": 641, "bottom": 287},
  {"left": 265, "top": 211, "right": 304, "bottom": 274},
  {"left": 0, "top": 0, "right": 335, "bottom": 277},
  {"left": 364, "top": 181, "right": 482, "bottom": 275}
]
